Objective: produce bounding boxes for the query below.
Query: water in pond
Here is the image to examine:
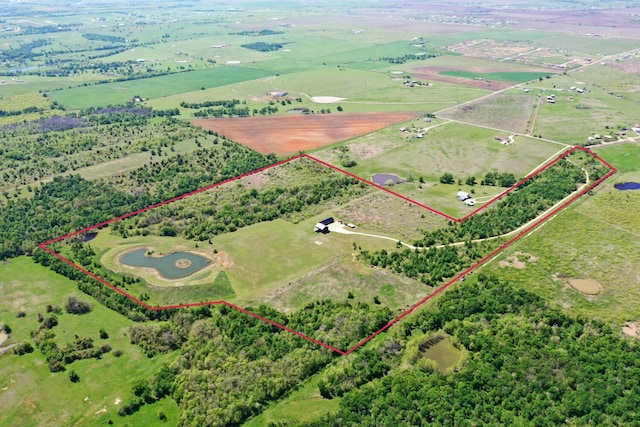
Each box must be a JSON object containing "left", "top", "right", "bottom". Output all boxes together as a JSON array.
[
  {"left": 372, "top": 173, "right": 404, "bottom": 186},
  {"left": 119, "top": 248, "right": 211, "bottom": 280},
  {"left": 420, "top": 336, "right": 461, "bottom": 374},
  {"left": 614, "top": 182, "right": 640, "bottom": 191}
]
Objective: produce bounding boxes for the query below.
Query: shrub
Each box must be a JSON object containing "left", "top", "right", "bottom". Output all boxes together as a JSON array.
[{"left": 65, "top": 296, "right": 92, "bottom": 314}]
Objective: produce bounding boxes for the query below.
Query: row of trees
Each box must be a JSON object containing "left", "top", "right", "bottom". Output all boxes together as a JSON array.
[{"left": 439, "top": 171, "right": 517, "bottom": 187}]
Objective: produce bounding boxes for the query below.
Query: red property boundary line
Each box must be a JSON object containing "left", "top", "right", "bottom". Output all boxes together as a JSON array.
[{"left": 38, "top": 146, "right": 616, "bottom": 355}]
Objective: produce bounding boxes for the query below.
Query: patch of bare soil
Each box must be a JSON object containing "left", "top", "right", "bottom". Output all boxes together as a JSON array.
[
  {"left": 553, "top": 273, "right": 603, "bottom": 295},
  {"left": 191, "top": 112, "right": 417, "bottom": 156},
  {"left": 623, "top": 322, "right": 639, "bottom": 338},
  {"left": 499, "top": 251, "right": 538, "bottom": 269},
  {"left": 568, "top": 278, "right": 603, "bottom": 295}
]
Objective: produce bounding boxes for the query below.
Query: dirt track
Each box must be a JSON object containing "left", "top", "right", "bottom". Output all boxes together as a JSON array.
[{"left": 191, "top": 112, "right": 417, "bottom": 156}]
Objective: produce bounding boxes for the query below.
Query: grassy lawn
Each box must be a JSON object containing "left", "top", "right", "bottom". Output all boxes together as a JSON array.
[
  {"left": 0, "top": 257, "right": 179, "bottom": 427},
  {"left": 243, "top": 372, "right": 340, "bottom": 427}
]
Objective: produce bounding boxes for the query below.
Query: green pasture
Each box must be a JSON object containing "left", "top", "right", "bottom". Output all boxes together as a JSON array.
[
  {"left": 484, "top": 159, "right": 640, "bottom": 325},
  {"left": 149, "top": 66, "right": 488, "bottom": 116},
  {"left": 243, "top": 372, "right": 340, "bottom": 427},
  {"left": 50, "top": 66, "right": 274, "bottom": 109},
  {"left": 439, "top": 70, "right": 555, "bottom": 83},
  {"left": 315, "top": 121, "right": 565, "bottom": 216},
  {"left": 595, "top": 144, "right": 640, "bottom": 174},
  {"left": 439, "top": 90, "right": 540, "bottom": 134},
  {"left": 0, "top": 257, "right": 179, "bottom": 427}
]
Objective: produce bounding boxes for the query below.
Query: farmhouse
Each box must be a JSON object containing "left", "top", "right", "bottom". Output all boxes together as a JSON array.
[
  {"left": 457, "top": 191, "right": 471, "bottom": 201},
  {"left": 314, "top": 217, "right": 334, "bottom": 233},
  {"left": 463, "top": 198, "right": 476, "bottom": 206}
]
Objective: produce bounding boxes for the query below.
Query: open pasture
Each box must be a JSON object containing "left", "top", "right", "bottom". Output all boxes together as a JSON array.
[
  {"left": 438, "top": 90, "right": 540, "bottom": 133},
  {"left": 55, "top": 156, "right": 431, "bottom": 311},
  {"left": 487, "top": 144, "right": 640, "bottom": 325},
  {"left": 50, "top": 66, "right": 273, "bottom": 110},
  {"left": 0, "top": 257, "right": 179, "bottom": 427},
  {"left": 314, "top": 121, "right": 564, "bottom": 217}
]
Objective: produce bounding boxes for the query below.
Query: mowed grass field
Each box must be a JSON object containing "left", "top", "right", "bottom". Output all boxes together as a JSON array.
[
  {"left": 0, "top": 257, "right": 180, "bottom": 427},
  {"left": 483, "top": 143, "right": 640, "bottom": 325},
  {"left": 314, "top": 121, "right": 566, "bottom": 217}
]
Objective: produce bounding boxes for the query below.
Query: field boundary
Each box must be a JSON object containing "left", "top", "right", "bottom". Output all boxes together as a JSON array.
[{"left": 39, "top": 146, "right": 616, "bottom": 355}]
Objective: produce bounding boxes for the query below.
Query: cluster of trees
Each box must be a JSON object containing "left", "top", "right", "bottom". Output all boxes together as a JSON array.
[
  {"left": 379, "top": 53, "right": 437, "bottom": 64},
  {"left": 27, "top": 300, "right": 111, "bottom": 372},
  {"left": 299, "top": 276, "right": 640, "bottom": 426},
  {"left": 231, "top": 30, "right": 283, "bottom": 36},
  {"left": 0, "top": 39, "right": 50, "bottom": 63},
  {"left": 192, "top": 105, "right": 251, "bottom": 118},
  {"left": 361, "top": 240, "right": 498, "bottom": 287},
  {"left": 122, "top": 172, "right": 366, "bottom": 241},
  {"left": 439, "top": 171, "right": 517, "bottom": 187},
  {"left": 0, "top": 111, "right": 211, "bottom": 188},
  {"left": 179, "top": 99, "right": 242, "bottom": 109},
  {"left": 241, "top": 42, "right": 283, "bottom": 52},
  {"left": 82, "top": 33, "right": 127, "bottom": 43}
]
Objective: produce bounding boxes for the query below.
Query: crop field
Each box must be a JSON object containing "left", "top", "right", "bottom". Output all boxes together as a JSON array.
[
  {"left": 192, "top": 112, "right": 418, "bottom": 156},
  {"left": 50, "top": 67, "right": 274, "bottom": 110}
]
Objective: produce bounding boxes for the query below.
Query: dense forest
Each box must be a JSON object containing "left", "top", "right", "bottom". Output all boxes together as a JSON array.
[
  {"left": 0, "top": 139, "right": 275, "bottom": 259},
  {"left": 117, "top": 301, "right": 393, "bottom": 425},
  {"left": 295, "top": 276, "right": 640, "bottom": 426}
]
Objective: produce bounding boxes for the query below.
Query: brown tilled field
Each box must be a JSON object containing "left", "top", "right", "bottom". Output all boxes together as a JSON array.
[{"left": 191, "top": 112, "right": 417, "bottom": 156}]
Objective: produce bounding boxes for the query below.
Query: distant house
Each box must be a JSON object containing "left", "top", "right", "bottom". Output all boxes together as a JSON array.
[
  {"left": 457, "top": 191, "right": 470, "bottom": 201},
  {"left": 314, "top": 217, "right": 334, "bottom": 233},
  {"left": 463, "top": 198, "right": 476, "bottom": 206}
]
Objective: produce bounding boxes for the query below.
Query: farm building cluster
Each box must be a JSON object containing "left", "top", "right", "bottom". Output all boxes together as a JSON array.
[{"left": 456, "top": 191, "right": 476, "bottom": 206}]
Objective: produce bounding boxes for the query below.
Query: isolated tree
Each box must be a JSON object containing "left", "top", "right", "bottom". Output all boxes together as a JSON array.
[
  {"left": 466, "top": 176, "right": 477, "bottom": 186},
  {"left": 69, "top": 370, "right": 80, "bottom": 383},
  {"left": 439, "top": 173, "right": 455, "bottom": 184}
]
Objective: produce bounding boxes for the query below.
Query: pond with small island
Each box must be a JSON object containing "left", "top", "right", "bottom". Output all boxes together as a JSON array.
[{"left": 118, "top": 248, "right": 212, "bottom": 280}]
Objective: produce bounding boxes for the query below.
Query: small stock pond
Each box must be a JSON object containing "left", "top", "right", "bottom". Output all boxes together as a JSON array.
[
  {"left": 119, "top": 248, "right": 211, "bottom": 280},
  {"left": 614, "top": 182, "right": 640, "bottom": 191}
]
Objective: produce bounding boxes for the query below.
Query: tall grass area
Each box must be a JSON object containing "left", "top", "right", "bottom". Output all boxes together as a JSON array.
[
  {"left": 0, "top": 257, "right": 180, "bottom": 427},
  {"left": 485, "top": 143, "right": 640, "bottom": 324}
]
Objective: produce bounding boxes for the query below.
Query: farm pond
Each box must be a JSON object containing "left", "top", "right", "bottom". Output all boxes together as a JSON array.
[
  {"left": 118, "top": 248, "right": 211, "bottom": 280},
  {"left": 614, "top": 182, "right": 640, "bottom": 191},
  {"left": 372, "top": 173, "right": 405, "bottom": 186}
]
